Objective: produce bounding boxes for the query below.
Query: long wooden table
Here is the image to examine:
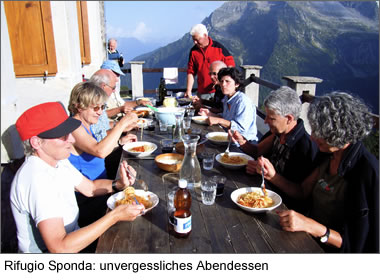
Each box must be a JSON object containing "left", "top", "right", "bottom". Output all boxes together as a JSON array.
[{"left": 96, "top": 119, "right": 323, "bottom": 253}]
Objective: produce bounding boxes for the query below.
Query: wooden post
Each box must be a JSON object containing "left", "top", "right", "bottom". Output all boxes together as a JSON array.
[
  {"left": 282, "top": 76, "right": 323, "bottom": 133},
  {"left": 129, "top": 61, "right": 145, "bottom": 99},
  {"left": 240, "top": 65, "right": 262, "bottom": 107}
]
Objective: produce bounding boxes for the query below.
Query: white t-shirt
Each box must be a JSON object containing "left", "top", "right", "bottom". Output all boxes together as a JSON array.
[{"left": 10, "top": 156, "right": 83, "bottom": 253}]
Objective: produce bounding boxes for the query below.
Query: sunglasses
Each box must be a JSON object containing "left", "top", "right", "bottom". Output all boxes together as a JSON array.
[
  {"left": 91, "top": 104, "right": 106, "bottom": 112},
  {"left": 105, "top": 84, "right": 116, "bottom": 91}
]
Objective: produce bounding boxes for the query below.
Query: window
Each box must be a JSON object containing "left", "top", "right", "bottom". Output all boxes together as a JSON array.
[
  {"left": 76, "top": 1, "right": 91, "bottom": 65},
  {"left": 4, "top": 1, "right": 57, "bottom": 77}
]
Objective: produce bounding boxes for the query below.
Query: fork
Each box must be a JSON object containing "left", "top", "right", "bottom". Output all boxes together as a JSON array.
[
  {"left": 224, "top": 129, "right": 234, "bottom": 155},
  {"left": 125, "top": 167, "right": 149, "bottom": 192},
  {"left": 260, "top": 163, "right": 267, "bottom": 196}
]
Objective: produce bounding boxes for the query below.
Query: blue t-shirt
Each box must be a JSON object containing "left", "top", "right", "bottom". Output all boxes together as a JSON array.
[
  {"left": 221, "top": 91, "right": 258, "bottom": 141},
  {"left": 69, "top": 125, "right": 107, "bottom": 180}
]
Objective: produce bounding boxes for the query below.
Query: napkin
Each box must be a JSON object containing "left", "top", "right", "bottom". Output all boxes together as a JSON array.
[{"left": 163, "top": 67, "right": 178, "bottom": 84}]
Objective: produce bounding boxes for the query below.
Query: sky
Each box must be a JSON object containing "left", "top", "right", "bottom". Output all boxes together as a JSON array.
[{"left": 104, "top": 1, "right": 225, "bottom": 52}]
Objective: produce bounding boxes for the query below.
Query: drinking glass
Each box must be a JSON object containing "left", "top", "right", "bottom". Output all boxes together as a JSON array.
[
  {"left": 161, "top": 138, "right": 174, "bottom": 153},
  {"left": 183, "top": 117, "right": 192, "bottom": 130},
  {"left": 187, "top": 108, "right": 195, "bottom": 118},
  {"left": 159, "top": 119, "right": 168, "bottom": 132},
  {"left": 201, "top": 180, "right": 217, "bottom": 205},
  {"left": 202, "top": 152, "right": 215, "bottom": 170},
  {"left": 211, "top": 175, "right": 227, "bottom": 196}
]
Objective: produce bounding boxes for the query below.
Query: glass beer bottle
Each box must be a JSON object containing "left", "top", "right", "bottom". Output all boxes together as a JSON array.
[{"left": 172, "top": 179, "right": 192, "bottom": 238}]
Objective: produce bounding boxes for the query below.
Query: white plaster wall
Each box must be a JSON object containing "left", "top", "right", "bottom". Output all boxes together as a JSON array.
[{"left": 1, "top": 1, "right": 105, "bottom": 163}]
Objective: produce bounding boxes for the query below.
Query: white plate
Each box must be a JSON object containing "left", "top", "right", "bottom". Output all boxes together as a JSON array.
[
  {"left": 205, "top": 131, "right": 229, "bottom": 144},
  {"left": 231, "top": 187, "right": 282, "bottom": 213},
  {"left": 136, "top": 118, "right": 153, "bottom": 128},
  {"left": 192, "top": 116, "right": 208, "bottom": 125},
  {"left": 107, "top": 189, "right": 159, "bottom": 214},
  {"left": 122, "top": 141, "right": 157, "bottom": 157},
  {"left": 215, "top": 152, "right": 254, "bottom": 169}
]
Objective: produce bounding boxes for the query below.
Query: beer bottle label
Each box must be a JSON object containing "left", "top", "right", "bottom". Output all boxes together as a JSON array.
[{"left": 173, "top": 216, "right": 191, "bottom": 234}]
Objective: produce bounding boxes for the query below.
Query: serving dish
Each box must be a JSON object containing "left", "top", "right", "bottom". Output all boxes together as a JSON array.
[{"left": 155, "top": 153, "right": 184, "bottom": 172}]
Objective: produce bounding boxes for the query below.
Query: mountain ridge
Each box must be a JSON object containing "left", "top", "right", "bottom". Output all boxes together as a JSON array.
[{"left": 126, "top": 1, "right": 379, "bottom": 113}]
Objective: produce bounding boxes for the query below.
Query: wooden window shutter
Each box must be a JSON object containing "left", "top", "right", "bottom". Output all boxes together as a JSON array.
[
  {"left": 4, "top": 1, "right": 57, "bottom": 77},
  {"left": 76, "top": 1, "right": 91, "bottom": 65}
]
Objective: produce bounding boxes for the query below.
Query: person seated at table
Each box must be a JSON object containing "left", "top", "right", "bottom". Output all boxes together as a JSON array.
[
  {"left": 67, "top": 82, "right": 138, "bottom": 228},
  {"left": 11, "top": 102, "right": 144, "bottom": 253},
  {"left": 99, "top": 60, "right": 152, "bottom": 122},
  {"left": 229, "top": 86, "right": 319, "bottom": 213},
  {"left": 198, "top": 67, "right": 258, "bottom": 142},
  {"left": 192, "top": 60, "right": 227, "bottom": 113},
  {"left": 262, "top": 92, "right": 379, "bottom": 253},
  {"left": 89, "top": 69, "right": 138, "bottom": 143}
]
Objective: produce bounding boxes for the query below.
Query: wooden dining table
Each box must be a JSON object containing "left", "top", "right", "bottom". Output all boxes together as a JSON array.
[{"left": 96, "top": 115, "right": 323, "bottom": 253}]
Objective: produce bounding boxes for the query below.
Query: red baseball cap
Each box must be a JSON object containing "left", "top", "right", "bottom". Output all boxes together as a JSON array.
[{"left": 16, "top": 102, "right": 81, "bottom": 141}]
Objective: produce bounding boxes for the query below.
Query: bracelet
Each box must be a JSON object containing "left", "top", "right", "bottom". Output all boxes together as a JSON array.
[{"left": 112, "top": 180, "right": 119, "bottom": 192}]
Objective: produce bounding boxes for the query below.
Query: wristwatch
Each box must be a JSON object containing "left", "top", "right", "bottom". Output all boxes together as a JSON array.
[
  {"left": 112, "top": 180, "right": 119, "bottom": 193},
  {"left": 320, "top": 227, "right": 330, "bottom": 243}
]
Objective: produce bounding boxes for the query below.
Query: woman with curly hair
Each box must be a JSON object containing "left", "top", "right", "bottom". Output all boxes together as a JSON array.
[{"left": 259, "top": 91, "right": 379, "bottom": 252}]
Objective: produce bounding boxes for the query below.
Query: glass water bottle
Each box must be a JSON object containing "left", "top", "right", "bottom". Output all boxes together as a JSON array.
[
  {"left": 172, "top": 112, "right": 184, "bottom": 144},
  {"left": 179, "top": 135, "right": 201, "bottom": 190}
]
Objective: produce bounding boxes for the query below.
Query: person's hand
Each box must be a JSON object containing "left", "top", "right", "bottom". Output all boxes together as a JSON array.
[
  {"left": 258, "top": 156, "right": 276, "bottom": 180},
  {"left": 198, "top": 108, "right": 210, "bottom": 116},
  {"left": 119, "top": 112, "right": 138, "bottom": 131},
  {"left": 229, "top": 130, "right": 246, "bottom": 146},
  {"left": 184, "top": 90, "right": 192, "bottom": 98},
  {"left": 246, "top": 159, "right": 259, "bottom": 175},
  {"left": 277, "top": 210, "right": 309, "bottom": 233},
  {"left": 119, "top": 133, "right": 137, "bottom": 145},
  {"left": 118, "top": 161, "right": 136, "bottom": 187},
  {"left": 113, "top": 204, "right": 145, "bottom": 221},
  {"left": 121, "top": 104, "right": 133, "bottom": 114},
  {"left": 192, "top": 96, "right": 202, "bottom": 111},
  {"left": 137, "top": 99, "right": 152, "bottom": 107}
]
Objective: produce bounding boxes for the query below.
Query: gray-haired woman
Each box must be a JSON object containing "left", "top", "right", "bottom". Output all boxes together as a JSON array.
[{"left": 262, "top": 91, "right": 379, "bottom": 252}]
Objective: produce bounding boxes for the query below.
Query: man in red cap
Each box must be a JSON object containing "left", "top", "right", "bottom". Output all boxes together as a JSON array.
[{"left": 10, "top": 102, "right": 144, "bottom": 253}]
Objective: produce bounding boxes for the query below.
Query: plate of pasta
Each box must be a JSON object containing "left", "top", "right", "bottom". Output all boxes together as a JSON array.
[
  {"left": 107, "top": 187, "right": 159, "bottom": 214},
  {"left": 231, "top": 187, "right": 282, "bottom": 213},
  {"left": 123, "top": 141, "right": 157, "bottom": 157},
  {"left": 215, "top": 152, "right": 254, "bottom": 169},
  {"left": 205, "top": 132, "right": 229, "bottom": 145}
]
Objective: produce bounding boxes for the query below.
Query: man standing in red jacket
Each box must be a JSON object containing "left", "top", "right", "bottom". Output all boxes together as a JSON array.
[{"left": 185, "top": 23, "right": 235, "bottom": 100}]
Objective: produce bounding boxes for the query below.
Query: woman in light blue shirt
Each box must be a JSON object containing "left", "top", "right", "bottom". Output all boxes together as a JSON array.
[{"left": 199, "top": 67, "right": 258, "bottom": 141}]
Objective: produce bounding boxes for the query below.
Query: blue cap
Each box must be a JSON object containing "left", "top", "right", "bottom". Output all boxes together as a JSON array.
[{"left": 100, "top": 60, "right": 125, "bottom": 76}]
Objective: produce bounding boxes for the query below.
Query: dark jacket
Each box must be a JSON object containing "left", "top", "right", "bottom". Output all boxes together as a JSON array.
[
  {"left": 336, "top": 142, "right": 379, "bottom": 253},
  {"left": 262, "top": 119, "right": 319, "bottom": 212}
]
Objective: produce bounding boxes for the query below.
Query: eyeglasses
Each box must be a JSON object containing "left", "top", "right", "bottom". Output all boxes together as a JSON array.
[
  {"left": 105, "top": 84, "right": 116, "bottom": 91},
  {"left": 209, "top": 72, "right": 218, "bottom": 76},
  {"left": 91, "top": 104, "right": 106, "bottom": 112}
]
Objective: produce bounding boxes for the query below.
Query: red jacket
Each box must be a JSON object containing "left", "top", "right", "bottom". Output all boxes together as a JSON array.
[{"left": 187, "top": 36, "right": 235, "bottom": 94}]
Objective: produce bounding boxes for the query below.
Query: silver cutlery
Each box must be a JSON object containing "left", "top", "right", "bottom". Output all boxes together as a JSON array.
[{"left": 125, "top": 167, "right": 149, "bottom": 192}]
